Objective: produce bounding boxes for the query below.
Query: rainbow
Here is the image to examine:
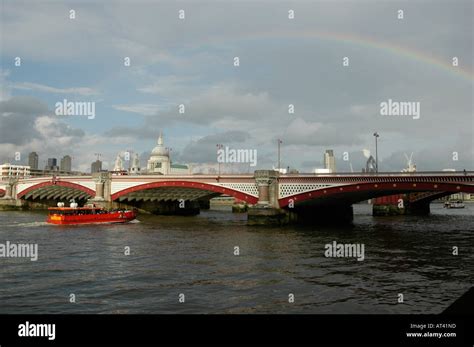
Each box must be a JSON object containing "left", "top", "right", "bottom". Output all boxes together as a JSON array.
[{"left": 215, "top": 30, "right": 474, "bottom": 82}]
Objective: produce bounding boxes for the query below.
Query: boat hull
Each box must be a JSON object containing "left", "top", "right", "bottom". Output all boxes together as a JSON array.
[{"left": 47, "top": 210, "right": 137, "bottom": 225}]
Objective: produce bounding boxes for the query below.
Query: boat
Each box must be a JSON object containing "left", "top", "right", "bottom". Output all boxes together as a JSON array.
[
  {"left": 443, "top": 200, "right": 465, "bottom": 209},
  {"left": 47, "top": 203, "right": 137, "bottom": 225}
]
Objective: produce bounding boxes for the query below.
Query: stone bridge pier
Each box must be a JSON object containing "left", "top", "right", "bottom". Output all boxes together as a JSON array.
[
  {"left": 248, "top": 170, "right": 354, "bottom": 225},
  {"left": 0, "top": 179, "right": 23, "bottom": 209},
  {"left": 248, "top": 170, "right": 293, "bottom": 225}
]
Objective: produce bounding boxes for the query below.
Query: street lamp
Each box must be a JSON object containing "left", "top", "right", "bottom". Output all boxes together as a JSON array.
[
  {"left": 277, "top": 139, "right": 282, "bottom": 171},
  {"left": 373, "top": 132, "right": 379, "bottom": 173}
]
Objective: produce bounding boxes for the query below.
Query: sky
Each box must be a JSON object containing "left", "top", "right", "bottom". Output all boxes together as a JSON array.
[{"left": 0, "top": 0, "right": 473, "bottom": 173}]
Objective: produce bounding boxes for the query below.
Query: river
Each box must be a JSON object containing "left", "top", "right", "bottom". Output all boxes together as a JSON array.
[{"left": 0, "top": 203, "right": 472, "bottom": 314}]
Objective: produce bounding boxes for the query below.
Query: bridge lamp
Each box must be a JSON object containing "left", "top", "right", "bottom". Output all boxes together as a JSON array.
[
  {"left": 277, "top": 139, "right": 283, "bottom": 171},
  {"left": 373, "top": 132, "right": 380, "bottom": 173}
]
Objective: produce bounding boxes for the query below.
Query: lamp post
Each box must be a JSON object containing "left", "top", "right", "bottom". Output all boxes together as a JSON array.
[
  {"left": 373, "top": 132, "right": 379, "bottom": 173},
  {"left": 277, "top": 139, "right": 282, "bottom": 171}
]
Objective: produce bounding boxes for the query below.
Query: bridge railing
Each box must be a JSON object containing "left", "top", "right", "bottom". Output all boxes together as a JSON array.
[{"left": 287, "top": 171, "right": 474, "bottom": 177}]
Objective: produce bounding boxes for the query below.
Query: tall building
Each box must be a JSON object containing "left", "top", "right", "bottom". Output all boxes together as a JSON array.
[
  {"left": 91, "top": 160, "right": 102, "bottom": 173},
  {"left": 60, "top": 155, "right": 72, "bottom": 172},
  {"left": 28, "top": 152, "right": 39, "bottom": 170},
  {"left": 324, "top": 150, "right": 336, "bottom": 173},
  {"left": 45, "top": 158, "right": 59, "bottom": 171}
]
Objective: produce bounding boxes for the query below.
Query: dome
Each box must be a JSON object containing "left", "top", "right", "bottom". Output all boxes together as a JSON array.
[{"left": 150, "top": 132, "right": 169, "bottom": 157}]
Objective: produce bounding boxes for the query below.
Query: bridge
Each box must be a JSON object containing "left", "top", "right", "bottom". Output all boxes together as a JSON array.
[{"left": 1, "top": 170, "right": 473, "bottom": 224}]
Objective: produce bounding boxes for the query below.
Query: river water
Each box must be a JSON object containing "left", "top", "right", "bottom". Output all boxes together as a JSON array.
[{"left": 0, "top": 204, "right": 472, "bottom": 314}]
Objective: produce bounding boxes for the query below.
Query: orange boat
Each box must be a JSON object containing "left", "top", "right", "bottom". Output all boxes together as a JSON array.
[{"left": 47, "top": 206, "right": 137, "bottom": 225}]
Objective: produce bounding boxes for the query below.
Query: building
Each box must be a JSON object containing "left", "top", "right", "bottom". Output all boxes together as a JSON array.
[
  {"left": 1, "top": 163, "right": 30, "bottom": 180},
  {"left": 146, "top": 132, "right": 190, "bottom": 175},
  {"left": 45, "top": 158, "right": 59, "bottom": 171},
  {"left": 91, "top": 160, "right": 102, "bottom": 173},
  {"left": 147, "top": 132, "right": 170, "bottom": 174},
  {"left": 112, "top": 154, "right": 127, "bottom": 174},
  {"left": 28, "top": 152, "right": 39, "bottom": 170},
  {"left": 60, "top": 155, "right": 72, "bottom": 172},
  {"left": 130, "top": 153, "right": 141, "bottom": 175},
  {"left": 324, "top": 150, "right": 336, "bottom": 173}
]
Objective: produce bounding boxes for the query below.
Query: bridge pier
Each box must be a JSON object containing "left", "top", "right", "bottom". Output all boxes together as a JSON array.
[
  {"left": 0, "top": 198, "right": 24, "bottom": 210},
  {"left": 248, "top": 170, "right": 290, "bottom": 225},
  {"left": 0, "top": 179, "right": 23, "bottom": 210},
  {"left": 90, "top": 172, "right": 110, "bottom": 202}
]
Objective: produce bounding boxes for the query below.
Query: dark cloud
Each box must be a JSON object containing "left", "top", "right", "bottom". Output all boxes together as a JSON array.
[
  {"left": 0, "top": 96, "right": 48, "bottom": 145},
  {"left": 177, "top": 130, "right": 251, "bottom": 163}
]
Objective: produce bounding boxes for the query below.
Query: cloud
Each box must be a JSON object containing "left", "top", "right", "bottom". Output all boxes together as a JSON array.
[
  {"left": 13, "top": 82, "right": 99, "bottom": 96},
  {"left": 0, "top": 96, "right": 87, "bottom": 166},
  {"left": 0, "top": 96, "right": 48, "bottom": 145},
  {"left": 0, "top": 70, "right": 12, "bottom": 101},
  {"left": 137, "top": 75, "right": 200, "bottom": 98},
  {"left": 112, "top": 104, "right": 161, "bottom": 116},
  {"left": 177, "top": 130, "right": 252, "bottom": 163}
]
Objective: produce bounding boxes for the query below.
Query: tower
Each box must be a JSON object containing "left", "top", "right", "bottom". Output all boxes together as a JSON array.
[
  {"left": 28, "top": 152, "right": 39, "bottom": 170},
  {"left": 324, "top": 150, "right": 336, "bottom": 173},
  {"left": 130, "top": 153, "right": 141, "bottom": 174}
]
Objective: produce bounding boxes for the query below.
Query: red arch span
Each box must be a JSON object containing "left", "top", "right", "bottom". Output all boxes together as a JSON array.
[
  {"left": 279, "top": 181, "right": 474, "bottom": 208},
  {"left": 17, "top": 181, "right": 96, "bottom": 199},
  {"left": 0, "top": 188, "right": 5, "bottom": 197},
  {"left": 111, "top": 181, "right": 259, "bottom": 204}
]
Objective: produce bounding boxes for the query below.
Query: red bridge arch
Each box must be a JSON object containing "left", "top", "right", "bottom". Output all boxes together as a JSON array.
[
  {"left": 111, "top": 180, "right": 258, "bottom": 204},
  {"left": 278, "top": 181, "right": 474, "bottom": 208},
  {"left": 17, "top": 181, "right": 95, "bottom": 199}
]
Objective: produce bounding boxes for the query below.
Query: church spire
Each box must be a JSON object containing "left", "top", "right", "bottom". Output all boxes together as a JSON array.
[{"left": 157, "top": 130, "right": 163, "bottom": 145}]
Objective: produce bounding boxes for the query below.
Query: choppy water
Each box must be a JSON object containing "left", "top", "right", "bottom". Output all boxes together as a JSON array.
[{"left": 0, "top": 204, "right": 472, "bottom": 314}]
